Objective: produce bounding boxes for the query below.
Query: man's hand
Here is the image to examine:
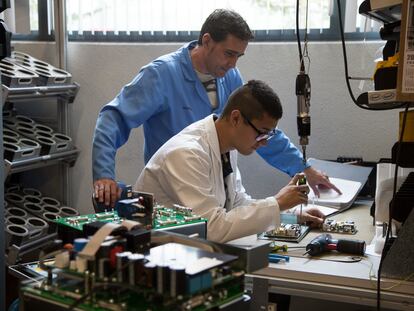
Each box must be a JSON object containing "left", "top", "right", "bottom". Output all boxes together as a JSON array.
[
  {"left": 294, "top": 206, "right": 325, "bottom": 228},
  {"left": 275, "top": 174, "right": 309, "bottom": 210},
  {"left": 303, "top": 167, "right": 342, "bottom": 197},
  {"left": 93, "top": 178, "right": 122, "bottom": 208}
]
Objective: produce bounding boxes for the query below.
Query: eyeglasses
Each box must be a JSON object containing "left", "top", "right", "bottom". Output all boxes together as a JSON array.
[{"left": 240, "top": 112, "right": 278, "bottom": 142}]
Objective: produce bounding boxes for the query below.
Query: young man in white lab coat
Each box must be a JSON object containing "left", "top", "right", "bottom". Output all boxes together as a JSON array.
[{"left": 135, "top": 80, "right": 324, "bottom": 243}]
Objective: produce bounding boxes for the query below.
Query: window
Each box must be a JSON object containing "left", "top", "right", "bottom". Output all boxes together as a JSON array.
[
  {"left": 14, "top": 0, "right": 381, "bottom": 42},
  {"left": 67, "top": 0, "right": 330, "bottom": 34},
  {"left": 2, "top": 0, "right": 54, "bottom": 41},
  {"left": 29, "top": 0, "right": 39, "bottom": 32},
  {"left": 66, "top": 0, "right": 334, "bottom": 41},
  {"left": 343, "top": 0, "right": 382, "bottom": 40}
]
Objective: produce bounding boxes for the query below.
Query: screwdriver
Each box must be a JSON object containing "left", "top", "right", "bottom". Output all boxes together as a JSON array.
[
  {"left": 298, "top": 175, "right": 307, "bottom": 221},
  {"left": 270, "top": 243, "right": 306, "bottom": 253}
]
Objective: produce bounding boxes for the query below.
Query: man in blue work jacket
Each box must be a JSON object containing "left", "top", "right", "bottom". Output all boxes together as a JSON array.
[{"left": 92, "top": 9, "right": 340, "bottom": 207}]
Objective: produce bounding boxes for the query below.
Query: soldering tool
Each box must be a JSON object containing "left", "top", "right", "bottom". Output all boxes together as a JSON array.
[{"left": 304, "top": 233, "right": 366, "bottom": 256}]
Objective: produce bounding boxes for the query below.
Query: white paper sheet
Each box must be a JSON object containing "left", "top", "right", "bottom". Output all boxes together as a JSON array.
[{"left": 309, "top": 177, "right": 362, "bottom": 209}]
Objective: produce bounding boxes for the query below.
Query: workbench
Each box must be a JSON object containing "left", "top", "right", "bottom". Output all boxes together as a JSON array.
[{"left": 229, "top": 200, "right": 414, "bottom": 311}]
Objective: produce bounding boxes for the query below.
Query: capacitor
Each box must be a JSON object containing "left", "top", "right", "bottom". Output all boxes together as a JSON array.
[
  {"left": 157, "top": 262, "right": 170, "bottom": 295},
  {"left": 98, "top": 258, "right": 111, "bottom": 279},
  {"left": 169, "top": 263, "right": 186, "bottom": 297},
  {"left": 96, "top": 239, "right": 118, "bottom": 277},
  {"left": 116, "top": 251, "right": 132, "bottom": 282},
  {"left": 143, "top": 261, "right": 156, "bottom": 288},
  {"left": 54, "top": 250, "right": 70, "bottom": 269},
  {"left": 127, "top": 253, "right": 145, "bottom": 286},
  {"left": 73, "top": 238, "right": 89, "bottom": 252}
]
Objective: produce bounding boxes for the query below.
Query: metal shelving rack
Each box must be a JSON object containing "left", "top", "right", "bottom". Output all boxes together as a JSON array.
[
  {"left": 2, "top": 82, "right": 80, "bottom": 268},
  {"left": 2, "top": 2, "right": 76, "bottom": 308},
  {"left": 1, "top": 83, "right": 79, "bottom": 104},
  {"left": 3, "top": 83, "right": 80, "bottom": 203},
  {"left": 1, "top": 71, "right": 5, "bottom": 311},
  {"left": 3, "top": 0, "right": 76, "bottom": 205},
  {"left": 2, "top": 0, "right": 77, "bottom": 279},
  {"left": 2, "top": 83, "right": 80, "bottom": 194}
]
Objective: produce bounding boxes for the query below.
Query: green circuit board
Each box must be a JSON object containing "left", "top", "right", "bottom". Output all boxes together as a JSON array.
[
  {"left": 153, "top": 206, "right": 206, "bottom": 229},
  {"left": 21, "top": 272, "right": 244, "bottom": 311},
  {"left": 54, "top": 206, "right": 206, "bottom": 231},
  {"left": 54, "top": 210, "right": 122, "bottom": 231}
]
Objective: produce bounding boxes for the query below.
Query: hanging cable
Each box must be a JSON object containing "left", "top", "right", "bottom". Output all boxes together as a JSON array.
[
  {"left": 296, "top": 0, "right": 311, "bottom": 73},
  {"left": 302, "top": 0, "right": 311, "bottom": 73},
  {"left": 296, "top": 0, "right": 304, "bottom": 72},
  {"left": 295, "top": 0, "right": 311, "bottom": 163}
]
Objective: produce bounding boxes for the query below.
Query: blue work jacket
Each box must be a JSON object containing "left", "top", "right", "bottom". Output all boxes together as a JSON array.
[{"left": 92, "top": 41, "right": 308, "bottom": 181}]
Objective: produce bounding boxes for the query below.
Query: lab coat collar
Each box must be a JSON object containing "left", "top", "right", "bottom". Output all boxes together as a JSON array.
[{"left": 204, "top": 114, "right": 222, "bottom": 163}]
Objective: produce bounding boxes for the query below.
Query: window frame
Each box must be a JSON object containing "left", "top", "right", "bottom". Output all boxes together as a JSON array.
[
  {"left": 12, "top": 1, "right": 380, "bottom": 43},
  {"left": 12, "top": 0, "right": 54, "bottom": 41}
]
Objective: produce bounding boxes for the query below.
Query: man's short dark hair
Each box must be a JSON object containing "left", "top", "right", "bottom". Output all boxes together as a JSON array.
[
  {"left": 198, "top": 9, "right": 254, "bottom": 45},
  {"left": 221, "top": 80, "right": 283, "bottom": 121}
]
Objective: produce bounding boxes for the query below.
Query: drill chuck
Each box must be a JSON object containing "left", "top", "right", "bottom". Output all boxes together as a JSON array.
[{"left": 305, "top": 240, "right": 325, "bottom": 256}]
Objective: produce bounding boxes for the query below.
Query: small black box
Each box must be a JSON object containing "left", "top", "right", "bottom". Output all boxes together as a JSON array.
[{"left": 124, "top": 228, "right": 151, "bottom": 253}]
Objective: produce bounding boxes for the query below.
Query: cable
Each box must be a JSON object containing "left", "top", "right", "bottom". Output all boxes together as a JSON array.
[
  {"left": 380, "top": 272, "right": 414, "bottom": 290},
  {"left": 296, "top": 0, "right": 311, "bottom": 74},
  {"left": 302, "top": 0, "right": 311, "bottom": 73},
  {"left": 296, "top": 0, "right": 304, "bottom": 72},
  {"left": 286, "top": 250, "right": 363, "bottom": 263},
  {"left": 376, "top": 103, "right": 410, "bottom": 310},
  {"left": 336, "top": 0, "right": 407, "bottom": 111},
  {"left": 363, "top": 257, "right": 414, "bottom": 290}
]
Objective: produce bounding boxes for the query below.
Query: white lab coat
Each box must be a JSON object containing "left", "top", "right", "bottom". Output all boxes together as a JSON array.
[{"left": 135, "top": 115, "right": 280, "bottom": 243}]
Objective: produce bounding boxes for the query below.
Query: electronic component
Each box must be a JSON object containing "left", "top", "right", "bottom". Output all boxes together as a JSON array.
[
  {"left": 124, "top": 228, "right": 151, "bottom": 253},
  {"left": 260, "top": 223, "right": 310, "bottom": 242},
  {"left": 19, "top": 227, "right": 246, "bottom": 310},
  {"left": 56, "top": 211, "right": 121, "bottom": 231},
  {"left": 116, "top": 191, "right": 154, "bottom": 226},
  {"left": 56, "top": 205, "right": 207, "bottom": 244},
  {"left": 153, "top": 206, "right": 202, "bottom": 230},
  {"left": 322, "top": 219, "right": 357, "bottom": 234},
  {"left": 267, "top": 223, "right": 301, "bottom": 238},
  {"left": 173, "top": 203, "right": 193, "bottom": 216}
]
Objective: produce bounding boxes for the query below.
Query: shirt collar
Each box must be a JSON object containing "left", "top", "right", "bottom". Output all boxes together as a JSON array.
[{"left": 181, "top": 40, "right": 199, "bottom": 82}]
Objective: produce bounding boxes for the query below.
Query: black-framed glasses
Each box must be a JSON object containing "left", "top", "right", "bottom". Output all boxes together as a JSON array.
[{"left": 240, "top": 112, "right": 277, "bottom": 142}]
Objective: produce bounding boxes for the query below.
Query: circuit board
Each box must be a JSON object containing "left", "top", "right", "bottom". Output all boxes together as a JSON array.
[
  {"left": 20, "top": 241, "right": 245, "bottom": 311},
  {"left": 322, "top": 219, "right": 357, "bottom": 234},
  {"left": 54, "top": 210, "right": 122, "bottom": 231},
  {"left": 258, "top": 223, "right": 310, "bottom": 243},
  {"left": 21, "top": 278, "right": 244, "bottom": 311},
  {"left": 55, "top": 206, "right": 207, "bottom": 232},
  {"left": 153, "top": 206, "right": 205, "bottom": 229}
]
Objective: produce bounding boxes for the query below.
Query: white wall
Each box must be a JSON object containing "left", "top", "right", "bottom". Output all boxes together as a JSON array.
[{"left": 14, "top": 41, "right": 398, "bottom": 214}]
